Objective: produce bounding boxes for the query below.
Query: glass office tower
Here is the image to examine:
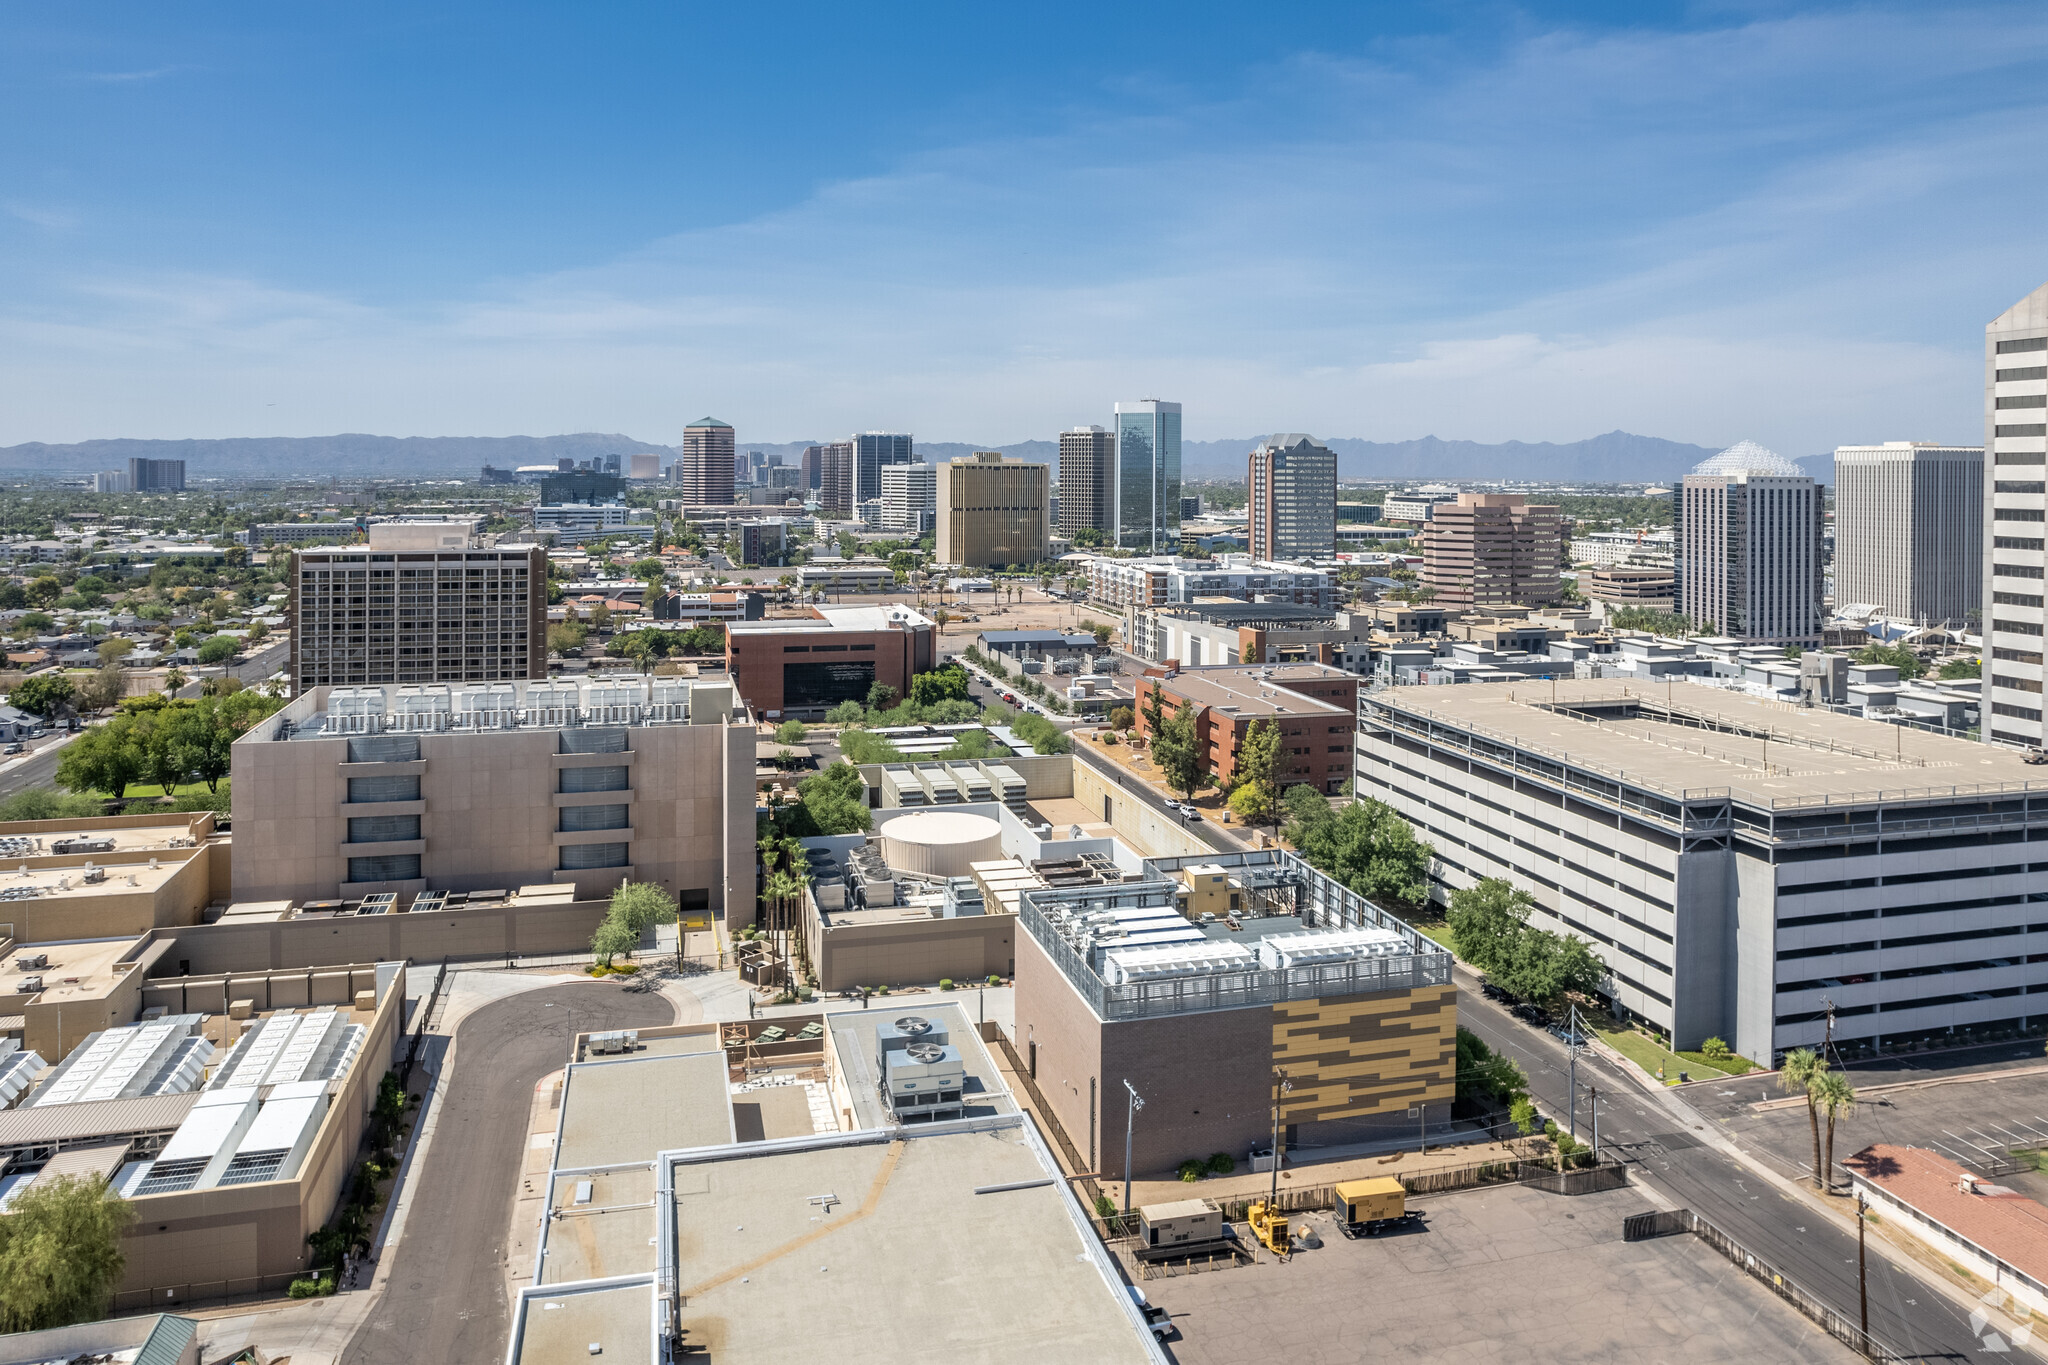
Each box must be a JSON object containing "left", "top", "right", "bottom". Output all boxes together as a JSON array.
[{"left": 1114, "top": 399, "right": 1182, "bottom": 553}]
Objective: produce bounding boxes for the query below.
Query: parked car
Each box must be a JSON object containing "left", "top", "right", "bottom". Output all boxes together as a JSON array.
[
  {"left": 2, "top": 742, "right": 22, "bottom": 756},
  {"left": 1548, "top": 1024, "right": 1590, "bottom": 1047},
  {"left": 1512, "top": 1003, "right": 1548, "bottom": 1026}
]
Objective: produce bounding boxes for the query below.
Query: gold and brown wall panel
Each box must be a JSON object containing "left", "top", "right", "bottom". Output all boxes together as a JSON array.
[{"left": 1270, "top": 984, "right": 1456, "bottom": 1125}]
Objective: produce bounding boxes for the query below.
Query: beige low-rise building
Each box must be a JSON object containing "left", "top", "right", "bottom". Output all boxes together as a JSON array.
[{"left": 230, "top": 677, "right": 756, "bottom": 919}]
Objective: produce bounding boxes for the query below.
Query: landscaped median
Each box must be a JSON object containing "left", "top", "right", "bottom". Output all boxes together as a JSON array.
[{"left": 1596, "top": 1026, "right": 1756, "bottom": 1085}]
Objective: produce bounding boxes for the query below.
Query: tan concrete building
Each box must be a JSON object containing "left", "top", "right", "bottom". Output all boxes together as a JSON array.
[
  {"left": 1421, "top": 493, "right": 1564, "bottom": 610},
  {"left": 675, "top": 417, "right": 736, "bottom": 506},
  {"left": 936, "top": 451, "right": 1050, "bottom": 568},
  {"left": 1058, "top": 426, "right": 1115, "bottom": 540},
  {"left": 230, "top": 677, "right": 755, "bottom": 918}
]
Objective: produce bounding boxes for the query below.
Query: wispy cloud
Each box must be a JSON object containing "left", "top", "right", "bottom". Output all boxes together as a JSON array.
[
  {"left": 0, "top": 4, "right": 2043, "bottom": 449},
  {"left": 4, "top": 202, "right": 76, "bottom": 231},
  {"left": 69, "top": 65, "right": 185, "bottom": 84}
]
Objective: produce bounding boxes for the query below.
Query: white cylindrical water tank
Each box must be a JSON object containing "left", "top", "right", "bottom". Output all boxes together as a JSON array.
[{"left": 878, "top": 811, "right": 1004, "bottom": 878}]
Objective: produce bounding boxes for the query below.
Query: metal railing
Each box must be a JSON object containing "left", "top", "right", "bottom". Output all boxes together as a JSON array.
[{"left": 1622, "top": 1207, "right": 1911, "bottom": 1363}]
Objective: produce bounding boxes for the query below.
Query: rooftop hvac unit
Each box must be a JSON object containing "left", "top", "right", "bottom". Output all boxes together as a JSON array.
[
  {"left": 14, "top": 953, "right": 47, "bottom": 971},
  {"left": 585, "top": 681, "right": 644, "bottom": 725},
  {"left": 15, "top": 975, "right": 42, "bottom": 993},
  {"left": 524, "top": 681, "right": 581, "bottom": 727},
  {"left": 393, "top": 685, "right": 454, "bottom": 732},
  {"left": 879, "top": 1036, "right": 965, "bottom": 1120},
  {"left": 1256, "top": 926, "right": 1406, "bottom": 971},
  {"left": 327, "top": 688, "right": 385, "bottom": 733},
  {"left": 647, "top": 679, "right": 691, "bottom": 722},
  {"left": 876, "top": 1014, "right": 950, "bottom": 1055},
  {"left": 50, "top": 835, "right": 114, "bottom": 856},
  {"left": 587, "top": 1029, "right": 638, "bottom": 1056}
]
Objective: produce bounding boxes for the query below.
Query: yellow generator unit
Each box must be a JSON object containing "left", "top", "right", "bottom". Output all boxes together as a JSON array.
[
  {"left": 1247, "top": 1199, "right": 1291, "bottom": 1257},
  {"left": 1335, "top": 1177, "right": 1419, "bottom": 1238}
]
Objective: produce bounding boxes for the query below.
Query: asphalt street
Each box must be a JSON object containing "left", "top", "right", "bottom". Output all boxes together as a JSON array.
[
  {"left": 1457, "top": 976, "right": 2003, "bottom": 1362},
  {"left": 345, "top": 981, "right": 676, "bottom": 1365},
  {"left": 0, "top": 735, "right": 70, "bottom": 803}
]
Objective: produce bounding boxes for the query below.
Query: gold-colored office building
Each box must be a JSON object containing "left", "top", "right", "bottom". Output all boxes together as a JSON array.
[{"left": 936, "top": 451, "right": 1051, "bottom": 569}]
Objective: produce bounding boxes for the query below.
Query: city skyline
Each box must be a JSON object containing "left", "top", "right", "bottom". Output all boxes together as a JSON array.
[{"left": 3, "top": 4, "right": 2046, "bottom": 452}]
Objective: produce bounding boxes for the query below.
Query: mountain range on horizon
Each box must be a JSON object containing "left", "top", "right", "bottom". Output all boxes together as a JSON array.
[{"left": 0, "top": 429, "right": 1833, "bottom": 485}]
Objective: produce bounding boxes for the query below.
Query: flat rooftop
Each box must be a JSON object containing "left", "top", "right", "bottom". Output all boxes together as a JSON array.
[
  {"left": 554, "top": 1048, "right": 734, "bottom": 1171},
  {"left": 10, "top": 938, "right": 139, "bottom": 1006},
  {"left": 514, "top": 1280, "right": 653, "bottom": 1365},
  {"left": 667, "top": 1125, "right": 1157, "bottom": 1365},
  {"left": 825, "top": 1001, "right": 1016, "bottom": 1131},
  {"left": 0, "top": 820, "right": 208, "bottom": 856},
  {"left": 1370, "top": 678, "right": 2048, "bottom": 808},
  {"left": 1157, "top": 669, "right": 1351, "bottom": 718}
]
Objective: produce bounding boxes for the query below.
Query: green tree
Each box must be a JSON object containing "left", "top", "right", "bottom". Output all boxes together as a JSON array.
[
  {"left": 941, "top": 728, "right": 995, "bottom": 760},
  {"left": 1779, "top": 1048, "right": 1828, "bottom": 1191},
  {"left": 1293, "top": 798, "right": 1433, "bottom": 909},
  {"left": 1010, "top": 712, "right": 1071, "bottom": 756},
  {"left": 0, "top": 788, "right": 107, "bottom": 822},
  {"left": 1231, "top": 719, "right": 1281, "bottom": 826},
  {"left": 793, "top": 761, "right": 872, "bottom": 835},
  {"left": 608, "top": 881, "right": 678, "bottom": 938},
  {"left": 0, "top": 1174, "right": 136, "bottom": 1331},
  {"left": 96, "top": 638, "right": 132, "bottom": 666},
  {"left": 73, "top": 664, "right": 127, "bottom": 714},
  {"left": 839, "top": 729, "right": 905, "bottom": 765},
  {"left": 1106, "top": 704, "right": 1134, "bottom": 731},
  {"left": 1856, "top": 642, "right": 1924, "bottom": 680},
  {"left": 590, "top": 917, "right": 638, "bottom": 968},
  {"left": 8, "top": 674, "right": 74, "bottom": 720},
  {"left": 547, "top": 621, "right": 587, "bottom": 656},
  {"left": 1938, "top": 657, "right": 1980, "bottom": 680},
  {"left": 1280, "top": 784, "right": 1331, "bottom": 845},
  {"left": 1150, "top": 692, "right": 1205, "bottom": 798},
  {"left": 824, "top": 700, "right": 867, "bottom": 725},
  {"left": 195, "top": 635, "right": 238, "bottom": 665},
  {"left": 908, "top": 664, "right": 970, "bottom": 708},
  {"left": 774, "top": 718, "right": 807, "bottom": 744},
  {"left": 24, "top": 576, "right": 60, "bottom": 608},
  {"left": 1445, "top": 878, "right": 1534, "bottom": 975},
  {"left": 56, "top": 719, "right": 144, "bottom": 799},
  {"left": 866, "top": 681, "right": 898, "bottom": 711},
  {"left": 1455, "top": 1027, "right": 1528, "bottom": 1106}
]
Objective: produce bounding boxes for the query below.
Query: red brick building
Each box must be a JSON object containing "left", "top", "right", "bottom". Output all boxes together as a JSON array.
[
  {"left": 724, "top": 604, "right": 936, "bottom": 718},
  {"left": 1134, "top": 662, "right": 1358, "bottom": 794}
]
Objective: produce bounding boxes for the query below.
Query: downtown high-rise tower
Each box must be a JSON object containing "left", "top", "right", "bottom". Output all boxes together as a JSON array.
[
  {"left": 1113, "top": 399, "right": 1181, "bottom": 553},
  {"left": 1984, "top": 282, "right": 2048, "bottom": 750}
]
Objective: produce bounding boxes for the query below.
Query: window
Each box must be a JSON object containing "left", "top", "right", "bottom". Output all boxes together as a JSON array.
[
  {"left": 348, "top": 853, "right": 421, "bottom": 883},
  {"left": 1996, "top": 647, "right": 2044, "bottom": 665},
  {"left": 560, "top": 803, "right": 629, "bottom": 832},
  {"left": 1997, "top": 563, "right": 2046, "bottom": 580},
  {"left": 1998, "top": 337, "right": 2048, "bottom": 354},
  {"left": 1998, "top": 396, "right": 2048, "bottom": 410},
  {"left": 560, "top": 765, "right": 629, "bottom": 793},
  {"left": 559, "top": 841, "right": 629, "bottom": 870},
  {"left": 1995, "top": 592, "right": 2045, "bottom": 609},
  {"left": 1999, "top": 366, "right": 2048, "bottom": 382},
  {"left": 1997, "top": 537, "right": 2046, "bottom": 552},
  {"left": 2000, "top": 452, "right": 2048, "bottom": 466},
  {"left": 348, "top": 814, "right": 420, "bottom": 843},
  {"left": 1995, "top": 702, "right": 2044, "bottom": 722},
  {"left": 1997, "top": 619, "right": 2046, "bottom": 636},
  {"left": 1998, "top": 482, "right": 2048, "bottom": 494},
  {"left": 1997, "top": 425, "right": 2048, "bottom": 438},
  {"left": 1996, "top": 675, "right": 2045, "bottom": 694},
  {"left": 348, "top": 775, "right": 421, "bottom": 803},
  {"left": 1997, "top": 508, "right": 2046, "bottom": 521}
]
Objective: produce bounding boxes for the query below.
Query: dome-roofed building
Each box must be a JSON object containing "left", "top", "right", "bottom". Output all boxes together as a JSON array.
[{"left": 1679, "top": 439, "right": 1824, "bottom": 647}]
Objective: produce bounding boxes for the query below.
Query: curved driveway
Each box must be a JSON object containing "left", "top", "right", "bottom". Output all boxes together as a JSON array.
[{"left": 345, "top": 980, "right": 676, "bottom": 1365}]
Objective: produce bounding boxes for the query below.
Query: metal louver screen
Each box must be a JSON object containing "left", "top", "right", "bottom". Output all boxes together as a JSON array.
[
  {"left": 348, "top": 815, "right": 420, "bottom": 844},
  {"left": 559, "top": 804, "right": 629, "bottom": 832},
  {"left": 346, "top": 735, "right": 420, "bottom": 763},
  {"left": 347, "top": 854, "right": 421, "bottom": 883},
  {"left": 560, "top": 765, "right": 628, "bottom": 793},
  {"left": 558, "top": 842, "right": 629, "bottom": 870},
  {"left": 560, "top": 727, "right": 627, "bottom": 754},
  {"left": 348, "top": 775, "right": 421, "bottom": 803}
]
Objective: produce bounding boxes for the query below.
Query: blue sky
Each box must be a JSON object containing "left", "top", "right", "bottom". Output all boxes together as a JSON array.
[{"left": 2, "top": 1, "right": 2045, "bottom": 454}]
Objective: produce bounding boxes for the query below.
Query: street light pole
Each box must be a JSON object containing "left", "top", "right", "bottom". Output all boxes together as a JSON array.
[
  {"left": 1122, "top": 1080, "right": 1144, "bottom": 1216},
  {"left": 1857, "top": 1192, "right": 1869, "bottom": 1338},
  {"left": 1269, "top": 1067, "right": 1292, "bottom": 1209}
]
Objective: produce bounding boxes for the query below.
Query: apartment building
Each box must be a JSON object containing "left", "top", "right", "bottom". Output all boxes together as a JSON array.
[
  {"left": 1984, "top": 281, "right": 2048, "bottom": 751},
  {"left": 1357, "top": 678, "right": 2048, "bottom": 1061},
  {"left": 1134, "top": 661, "right": 1358, "bottom": 794},
  {"left": 935, "top": 451, "right": 1049, "bottom": 568},
  {"left": 1679, "top": 441, "right": 1824, "bottom": 647},
  {"left": 1421, "top": 493, "right": 1564, "bottom": 611},
  {"left": 815, "top": 441, "right": 857, "bottom": 518},
  {"left": 1833, "top": 442, "right": 1983, "bottom": 626},
  {"left": 1058, "top": 425, "right": 1115, "bottom": 539},
  {"left": 1247, "top": 433, "right": 1338, "bottom": 561},
  {"left": 129, "top": 457, "right": 186, "bottom": 493},
  {"left": 674, "top": 418, "right": 736, "bottom": 506},
  {"left": 289, "top": 540, "right": 545, "bottom": 691},
  {"left": 1085, "top": 555, "right": 1338, "bottom": 611},
  {"left": 232, "top": 677, "right": 753, "bottom": 913},
  {"left": 1381, "top": 490, "right": 1457, "bottom": 524}
]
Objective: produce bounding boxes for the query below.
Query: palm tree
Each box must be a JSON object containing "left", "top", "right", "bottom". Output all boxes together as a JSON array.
[
  {"left": 1812, "top": 1070, "right": 1857, "bottom": 1193},
  {"left": 161, "top": 667, "right": 186, "bottom": 696},
  {"left": 1780, "top": 1048, "right": 1828, "bottom": 1190}
]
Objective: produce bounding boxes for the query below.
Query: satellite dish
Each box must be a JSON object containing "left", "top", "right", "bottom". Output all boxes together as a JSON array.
[
  {"left": 904, "top": 1042, "right": 945, "bottom": 1064},
  {"left": 894, "top": 1016, "right": 931, "bottom": 1036}
]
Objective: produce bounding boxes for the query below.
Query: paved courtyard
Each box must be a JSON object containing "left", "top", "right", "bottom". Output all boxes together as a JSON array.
[{"left": 1142, "top": 1181, "right": 1856, "bottom": 1365}]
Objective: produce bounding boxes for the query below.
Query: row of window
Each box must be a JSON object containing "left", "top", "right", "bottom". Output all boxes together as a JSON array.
[
  {"left": 1779, "top": 889, "right": 2039, "bottom": 929},
  {"left": 1996, "top": 593, "right": 2045, "bottom": 609},
  {"left": 1996, "top": 396, "right": 2048, "bottom": 409},
  {"left": 1997, "top": 563, "right": 2047, "bottom": 580},
  {"left": 1995, "top": 619, "right": 2044, "bottom": 637},
  {"left": 1998, "top": 337, "right": 2048, "bottom": 354},
  {"left": 1999, "top": 674, "right": 2046, "bottom": 694},
  {"left": 1996, "top": 702, "right": 2045, "bottom": 722},
  {"left": 1997, "top": 647, "right": 2045, "bottom": 665},
  {"left": 1996, "top": 537, "right": 2046, "bottom": 552},
  {"left": 1997, "top": 425, "right": 2048, "bottom": 438},
  {"left": 1996, "top": 507, "right": 2046, "bottom": 521},
  {"left": 1999, "top": 365, "right": 2048, "bottom": 381}
]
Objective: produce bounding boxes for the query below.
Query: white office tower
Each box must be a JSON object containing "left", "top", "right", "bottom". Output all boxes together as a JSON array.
[
  {"left": 1678, "top": 441, "right": 1824, "bottom": 647},
  {"left": 1833, "top": 443, "right": 1982, "bottom": 629},
  {"left": 879, "top": 461, "right": 937, "bottom": 535},
  {"left": 1113, "top": 400, "right": 1182, "bottom": 554},
  {"left": 1985, "top": 281, "right": 2048, "bottom": 750}
]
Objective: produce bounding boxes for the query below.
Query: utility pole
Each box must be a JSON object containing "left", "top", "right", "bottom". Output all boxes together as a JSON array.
[
  {"left": 1589, "top": 1086, "right": 1598, "bottom": 1161},
  {"left": 1567, "top": 1002, "right": 1583, "bottom": 1138},
  {"left": 1857, "top": 1192, "right": 1869, "bottom": 1337},
  {"left": 1122, "top": 1080, "right": 1144, "bottom": 1216},
  {"left": 1269, "top": 1067, "right": 1292, "bottom": 1209}
]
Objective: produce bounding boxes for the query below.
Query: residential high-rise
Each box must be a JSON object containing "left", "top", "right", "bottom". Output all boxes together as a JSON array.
[
  {"left": 1985, "top": 282, "right": 2048, "bottom": 749},
  {"left": 801, "top": 444, "right": 827, "bottom": 491},
  {"left": 935, "top": 452, "right": 1049, "bottom": 568},
  {"left": 289, "top": 537, "right": 545, "bottom": 691},
  {"left": 816, "top": 441, "right": 857, "bottom": 518},
  {"left": 676, "top": 418, "right": 736, "bottom": 506},
  {"left": 880, "top": 461, "right": 937, "bottom": 535},
  {"left": 1247, "top": 433, "right": 1338, "bottom": 562},
  {"left": 1678, "top": 440, "right": 1824, "bottom": 646},
  {"left": 1419, "top": 493, "right": 1564, "bottom": 611},
  {"left": 1056, "top": 426, "right": 1114, "bottom": 540},
  {"left": 852, "top": 432, "right": 914, "bottom": 508},
  {"left": 1832, "top": 442, "right": 1983, "bottom": 627},
  {"left": 1113, "top": 399, "right": 1181, "bottom": 552},
  {"left": 128, "top": 457, "right": 185, "bottom": 492}
]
